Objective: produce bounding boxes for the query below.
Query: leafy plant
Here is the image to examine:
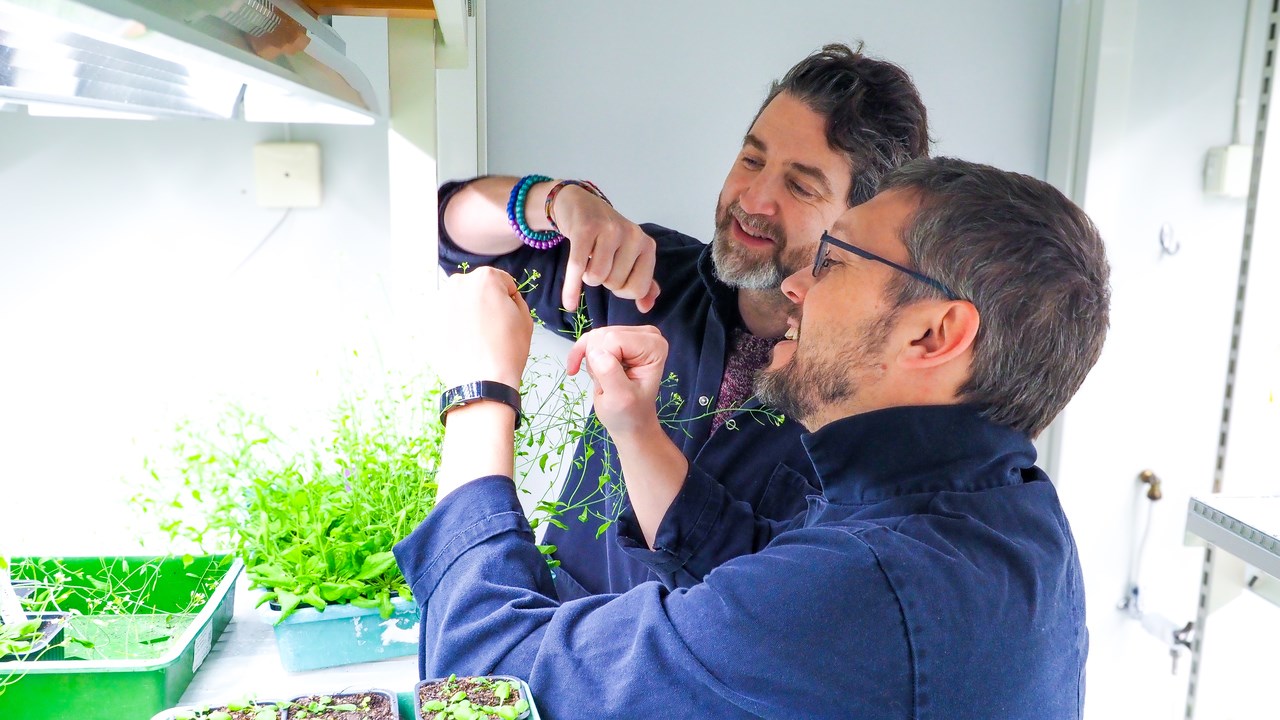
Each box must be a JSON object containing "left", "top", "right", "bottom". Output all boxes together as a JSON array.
[
  {"left": 134, "top": 375, "right": 443, "bottom": 622},
  {"left": 1, "top": 555, "right": 226, "bottom": 699},
  {"left": 418, "top": 675, "right": 529, "bottom": 720},
  {"left": 0, "top": 618, "right": 46, "bottom": 658},
  {"left": 173, "top": 697, "right": 282, "bottom": 720}
]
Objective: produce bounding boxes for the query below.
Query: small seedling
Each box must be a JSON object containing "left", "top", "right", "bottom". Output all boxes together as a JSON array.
[{"left": 418, "top": 675, "right": 529, "bottom": 720}]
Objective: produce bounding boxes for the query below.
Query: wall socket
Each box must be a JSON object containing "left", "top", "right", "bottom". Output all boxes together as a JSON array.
[
  {"left": 1204, "top": 144, "right": 1253, "bottom": 198},
  {"left": 254, "top": 142, "right": 322, "bottom": 208}
]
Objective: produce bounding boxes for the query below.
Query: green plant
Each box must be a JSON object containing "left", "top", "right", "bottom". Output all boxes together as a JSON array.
[
  {"left": 418, "top": 675, "right": 529, "bottom": 720},
  {"left": 134, "top": 375, "right": 443, "bottom": 622},
  {"left": 0, "top": 618, "right": 46, "bottom": 659},
  {"left": 288, "top": 694, "right": 362, "bottom": 718},
  {"left": 173, "top": 697, "right": 282, "bottom": 720},
  {"left": 1, "top": 555, "right": 226, "bottom": 699}
]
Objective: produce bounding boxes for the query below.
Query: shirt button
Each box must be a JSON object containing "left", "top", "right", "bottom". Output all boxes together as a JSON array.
[{"left": 698, "top": 395, "right": 710, "bottom": 407}]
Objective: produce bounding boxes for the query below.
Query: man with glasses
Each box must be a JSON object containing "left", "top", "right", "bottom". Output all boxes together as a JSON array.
[
  {"left": 397, "top": 157, "right": 1109, "bottom": 718},
  {"left": 434, "top": 44, "right": 930, "bottom": 600}
]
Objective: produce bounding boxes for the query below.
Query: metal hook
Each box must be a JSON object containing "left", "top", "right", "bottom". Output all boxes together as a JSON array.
[{"left": 1159, "top": 223, "right": 1181, "bottom": 256}]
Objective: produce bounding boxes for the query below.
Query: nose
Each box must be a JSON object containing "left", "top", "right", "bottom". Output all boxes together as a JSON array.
[
  {"left": 737, "top": 171, "right": 781, "bottom": 217},
  {"left": 780, "top": 268, "right": 813, "bottom": 306}
]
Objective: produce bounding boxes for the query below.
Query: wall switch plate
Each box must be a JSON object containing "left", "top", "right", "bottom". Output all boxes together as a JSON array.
[
  {"left": 254, "top": 142, "right": 322, "bottom": 208},
  {"left": 1204, "top": 144, "right": 1253, "bottom": 198}
]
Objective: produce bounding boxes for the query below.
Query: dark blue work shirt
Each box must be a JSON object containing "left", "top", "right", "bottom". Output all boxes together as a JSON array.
[
  {"left": 393, "top": 404, "right": 1088, "bottom": 719},
  {"left": 437, "top": 180, "right": 818, "bottom": 599}
]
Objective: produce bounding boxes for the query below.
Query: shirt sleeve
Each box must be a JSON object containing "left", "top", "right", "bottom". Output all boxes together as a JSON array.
[
  {"left": 437, "top": 178, "right": 614, "bottom": 338},
  {"left": 393, "top": 475, "right": 910, "bottom": 719},
  {"left": 437, "top": 181, "right": 709, "bottom": 340},
  {"left": 612, "top": 462, "right": 808, "bottom": 587}
]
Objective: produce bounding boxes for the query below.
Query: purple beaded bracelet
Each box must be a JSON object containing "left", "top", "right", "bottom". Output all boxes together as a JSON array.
[{"left": 507, "top": 174, "right": 564, "bottom": 250}]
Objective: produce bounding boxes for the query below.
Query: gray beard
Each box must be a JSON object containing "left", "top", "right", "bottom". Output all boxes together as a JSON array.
[
  {"left": 710, "top": 233, "right": 784, "bottom": 289},
  {"left": 710, "top": 200, "right": 787, "bottom": 290}
]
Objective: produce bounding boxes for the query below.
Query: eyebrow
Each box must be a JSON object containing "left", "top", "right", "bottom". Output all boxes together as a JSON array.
[{"left": 743, "top": 134, "right": 835, "bottom": 198}]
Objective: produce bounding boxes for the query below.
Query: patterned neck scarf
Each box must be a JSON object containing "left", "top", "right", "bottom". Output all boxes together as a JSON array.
[{"left": 711, "top": 327, "right": 779, "bottom": 433}]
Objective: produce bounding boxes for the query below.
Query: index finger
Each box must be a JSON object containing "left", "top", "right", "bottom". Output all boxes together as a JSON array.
[{"left": 562, "top": 238, "right": 592, "bottom": 312}]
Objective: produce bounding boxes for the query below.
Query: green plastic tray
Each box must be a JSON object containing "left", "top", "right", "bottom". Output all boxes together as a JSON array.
[{"left": 0, "top": 555, "right": 242, "bottom": 720}]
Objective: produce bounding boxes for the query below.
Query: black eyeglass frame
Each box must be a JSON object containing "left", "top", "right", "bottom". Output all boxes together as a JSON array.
[{"left": 814, "top": 231, "right": 959, "bottom": 301}]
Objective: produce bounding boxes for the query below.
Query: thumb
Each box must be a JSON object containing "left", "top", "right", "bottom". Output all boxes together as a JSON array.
[
  {"left": 636, "top": 280, "right": 661, "bottom": 314},
  {"left": 586, "top": 349, "right": 630, "bottom": 394}
]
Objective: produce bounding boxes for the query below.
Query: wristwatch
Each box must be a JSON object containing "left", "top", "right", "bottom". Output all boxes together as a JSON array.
[{"left": 439, "top": 380, "right": 523, "bottom": 429}]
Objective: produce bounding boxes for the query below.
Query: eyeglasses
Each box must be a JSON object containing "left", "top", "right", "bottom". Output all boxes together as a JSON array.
[{"left": 814, "top": 231, "right": 959, "bottom": 301}]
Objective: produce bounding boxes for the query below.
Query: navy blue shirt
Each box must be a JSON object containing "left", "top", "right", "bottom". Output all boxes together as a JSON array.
[
  {"left": 437, "top": 180, "right": 818, "bottom": 599},
  {"left": 394, "top": 405, "right": 1088, "bottom": 719}
]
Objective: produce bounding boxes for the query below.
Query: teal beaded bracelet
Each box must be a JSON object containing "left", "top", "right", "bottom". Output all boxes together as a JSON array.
[{"left": 507, "top": 174, "right": 564, "bottom": 250}]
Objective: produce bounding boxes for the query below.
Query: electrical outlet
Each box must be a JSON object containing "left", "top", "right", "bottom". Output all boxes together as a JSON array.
[
  {"left": 254, "top": 142, "right": 322, "bottom": 208},
  {"left": 1204, "top": 144, "right": 1252, "bottom": 198}
]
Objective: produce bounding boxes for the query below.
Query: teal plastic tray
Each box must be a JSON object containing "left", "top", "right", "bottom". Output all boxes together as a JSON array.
[{"left": 270, "top": 596, "right": 418, "bottom": 671}]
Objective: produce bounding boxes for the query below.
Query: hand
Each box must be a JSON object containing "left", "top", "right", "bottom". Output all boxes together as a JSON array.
[
  {"left": 438, "top": 267, "right": 535, "bottom": 388},
  {"left": 552, "top": 185, "right": 662, "bottom": 314},
  {"left": 566, "top": 326, "right": 669, "bottom": 439}
]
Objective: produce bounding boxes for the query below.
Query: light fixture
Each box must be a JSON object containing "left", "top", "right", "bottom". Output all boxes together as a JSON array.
[{"left": 0, "top": 0, "right": 379, "bottom": 124}]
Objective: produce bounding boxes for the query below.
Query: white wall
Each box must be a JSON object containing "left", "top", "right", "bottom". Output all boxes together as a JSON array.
[
  {"left": 482, "top": 0, "right": 1060, "bottom": 238},
  {"left": 1052, "top": 1, "right": 1272, "bottom": 718},
  {"left": 0, "top": 18, "right": 407, "bottom": 555}
]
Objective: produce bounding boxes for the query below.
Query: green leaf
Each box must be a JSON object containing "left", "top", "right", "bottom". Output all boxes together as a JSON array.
[
  {"left": 353, "top": 551, "right": 397, "bottom": 581},
  {"left": 275, "top": 589, "right": 302, "bottom": 621}
]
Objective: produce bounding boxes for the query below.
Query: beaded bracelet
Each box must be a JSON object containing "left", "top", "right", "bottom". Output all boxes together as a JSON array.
[
  {"left": 544, "top": 179, "right": 612, "bottom": 232},
  {"left": 507, "top": 174, "right": 564, "bottom": 250}
]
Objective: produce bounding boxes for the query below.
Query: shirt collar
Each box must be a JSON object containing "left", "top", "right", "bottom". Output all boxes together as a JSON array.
[
  {"left": 697, "top": 243, "right": 745, "bottom": 331},
  {"left": 802, "top": 405, "right": 1037, "bottom": 505}
]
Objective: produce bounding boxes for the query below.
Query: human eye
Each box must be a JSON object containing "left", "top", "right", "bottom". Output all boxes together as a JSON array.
[
  {"left": 740, "top": 154, "right": 764, "bottom": 170},
  {"left": 788, "top": 179, "right": 817, "bottom": 199}
]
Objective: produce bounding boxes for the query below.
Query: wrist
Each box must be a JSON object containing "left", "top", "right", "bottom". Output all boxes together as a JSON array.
[
  {"left": 521, "top": 180, "right": 557, "bottom": 233},
  {"left": 609, "top": 415, "right": 669, "bottom": 455},
  {"left": 440, "top": 380, "right": 524, "bottom": 429}
]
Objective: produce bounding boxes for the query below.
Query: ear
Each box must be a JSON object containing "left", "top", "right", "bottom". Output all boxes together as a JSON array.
[{"left": 898, "top": 300, "right": 980, "bottom": 369}]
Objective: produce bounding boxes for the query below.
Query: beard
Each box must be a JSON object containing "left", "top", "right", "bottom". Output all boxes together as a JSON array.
[
  {"left": 755, "top": 309, "right": 898, "bottom": 429},
  {"left": 710, "top": 199, "right": 788, "bottom": 289}
]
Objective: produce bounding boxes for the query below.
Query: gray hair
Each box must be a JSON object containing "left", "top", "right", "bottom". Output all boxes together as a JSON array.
[
  {"left": 755, "top": 42, "right": 932, "bottom": 207},
  {"left": 879, "top": 157, "right": 1111, "bottom": 437}
]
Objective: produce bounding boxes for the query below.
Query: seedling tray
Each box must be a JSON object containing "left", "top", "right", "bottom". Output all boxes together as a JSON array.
[
  {"left": 268, "top": 596, "right": 418, "bottom": 671},
  {"left": 0, "top": 555, "right": 242, "bottom": 720}
]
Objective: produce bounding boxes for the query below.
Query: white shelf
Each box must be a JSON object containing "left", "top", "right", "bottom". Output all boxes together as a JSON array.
[
  {"left": 1185, "top": 495, "right": 1280, "bottom": 581},
  {"left": 181, "top": 577, "right": 418, "bottom": 705}
]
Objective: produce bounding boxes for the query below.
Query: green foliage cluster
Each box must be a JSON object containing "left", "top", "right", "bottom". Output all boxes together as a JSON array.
[
  {"left": 0, "top": 618, "right": 45, "bottom": 659},
  {"left": 172, "top": 693, "right": 380, "bottom": 720},
  {"left": 134, "top": 377, "right": 444, "bottom": 621},
  {"left": 419, "top": 675, "right": 529, "bottom": 720},
  {"left": 1, "top": 555, "right": 222, "bottom": 697}
]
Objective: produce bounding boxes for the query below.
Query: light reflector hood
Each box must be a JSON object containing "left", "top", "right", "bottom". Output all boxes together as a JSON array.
[{"left": 0, "top": 0, "right": 379, "bottom": 123}]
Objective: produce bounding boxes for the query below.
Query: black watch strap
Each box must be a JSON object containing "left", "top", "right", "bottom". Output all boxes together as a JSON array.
[{"left": 439, "top": 381, "right": 523, "bottom": 429}]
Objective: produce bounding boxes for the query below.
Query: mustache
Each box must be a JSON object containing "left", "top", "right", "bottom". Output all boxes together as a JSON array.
[{"left": 725, "top": 201, "right": 783, "bottom": 245}]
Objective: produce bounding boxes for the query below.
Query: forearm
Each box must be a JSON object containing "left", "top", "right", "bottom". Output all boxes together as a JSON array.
[
  {"left": 442, "top": 176, "right": 557, "bottom": 256},
  {"left": 612, "top": 421, "right": 689, "bottom": 549},
  {"left": 435, "top": 402, "right": 519, "bottom": 504}
]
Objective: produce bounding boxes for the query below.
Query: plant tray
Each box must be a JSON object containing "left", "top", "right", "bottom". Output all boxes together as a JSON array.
[
  {"left": 412, "top": 675, "right": 539, "bottom": 720},
  {"left": 0, "top": 555, "right": 242, "bottom": 720},
  {"left": 268, "top": 596, "right": 418, "bottom": 672}
]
